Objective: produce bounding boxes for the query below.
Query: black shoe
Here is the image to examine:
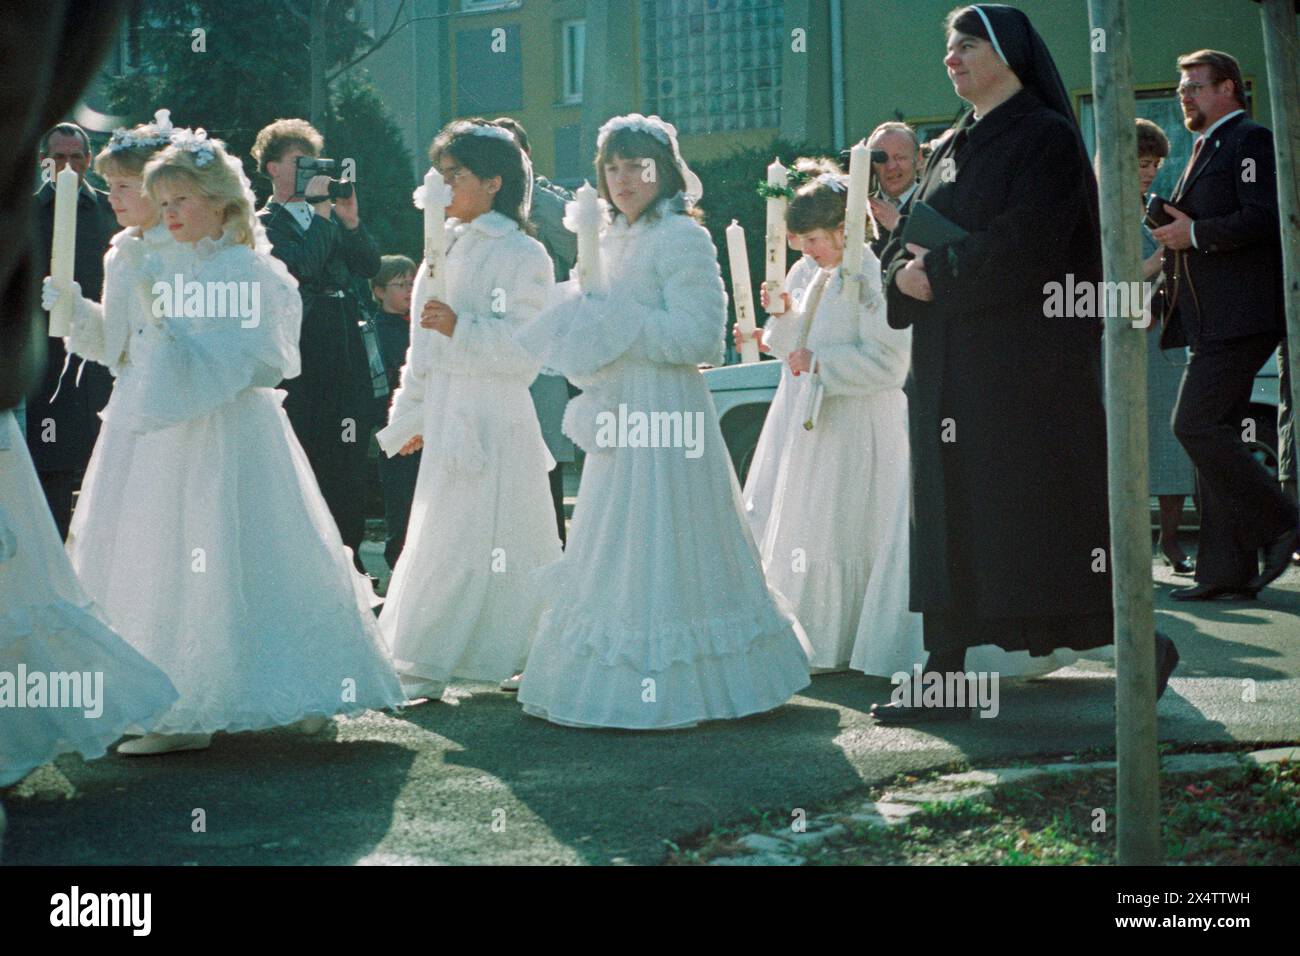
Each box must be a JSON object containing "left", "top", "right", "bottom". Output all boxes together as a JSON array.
[
  {"left": 1155, "top": 632, "right": 1179, "bottom": 700},
  {"left": 1162, "top": 552, "right": 1195, "bottom": 575},
  {"left": 1246, "top": 528, "right": 1299, "bottom": 593},
  {"left": 1169, "top": 583, "right": 1256, "bottom": 601},
  {"left": 869, "top": 700, "right": 972, "bottom": 724}
]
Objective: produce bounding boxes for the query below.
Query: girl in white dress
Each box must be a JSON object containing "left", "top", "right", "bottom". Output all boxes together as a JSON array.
[
  {"left": 740, "top": 161, "right": 1075, "bottom": 679},
  {"left": 1, "top": 407, "right": 178, "bottom": 786},
  {"left": 58, "top": 131, "right": 404, "bottom": 755},
  {"left": 516, "top": 114, "right": 812, "bottom": 729},
  {"left": 376, "top": 119, "right": 561, "bottom": 701}
]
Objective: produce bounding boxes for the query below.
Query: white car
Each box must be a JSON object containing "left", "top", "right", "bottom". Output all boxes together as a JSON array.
[{"left": 704, "top": 353, "right": 1286, "bottom": 510}]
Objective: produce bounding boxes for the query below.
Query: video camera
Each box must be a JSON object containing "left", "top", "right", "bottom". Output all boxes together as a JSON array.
[{"left": 295, "top": 156, "right": 354, "bottom": 203}]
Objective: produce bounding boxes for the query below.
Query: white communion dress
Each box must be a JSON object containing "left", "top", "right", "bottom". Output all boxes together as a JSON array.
[
  {"left": 747, "top": 251, "right": 1075, "bottom": 678},
  {"left": 377, "top": 211, "right": 563, "bottom": 695},
  {"left": 516, "top": 199, "right": 813, "bottom": 729},
  {"left": 66, "top": 226, "right": 404, "bottom": 735},
  {"left": 0, "top": 410, "right": 178, "bottom": 786}
]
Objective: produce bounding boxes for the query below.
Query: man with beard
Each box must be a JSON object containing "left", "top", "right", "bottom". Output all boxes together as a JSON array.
[{"left": 1152, "top": 49, "right": 1298, "bottom": 600}]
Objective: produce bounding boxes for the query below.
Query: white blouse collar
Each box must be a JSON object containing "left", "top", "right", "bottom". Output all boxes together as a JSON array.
[{"left": 447, "top": 209, "right": 519, "bottom": 239}]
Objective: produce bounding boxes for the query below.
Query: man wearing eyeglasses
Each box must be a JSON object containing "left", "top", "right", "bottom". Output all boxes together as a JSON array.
[{"left": 1151, "top": 49, "right": 1298, "bottom": 600}]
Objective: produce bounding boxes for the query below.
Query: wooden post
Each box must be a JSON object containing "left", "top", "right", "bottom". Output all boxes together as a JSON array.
[
  {"left": 1260, "top": 0, "right": 1300, "bottom": 455},
  {"left": 1087, "top": 0, "right": 1162, "bottom": 865}
]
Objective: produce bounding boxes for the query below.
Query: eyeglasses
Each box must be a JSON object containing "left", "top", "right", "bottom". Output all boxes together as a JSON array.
[
  {"left": 438, "top": 166, "right": 474, "bottom": 183},
  {"left": 1176, "top": 80, "right": 1218, "bottom": 97},
  {"left": 384, "top": 280, "right": 414, "bottom": 290}
]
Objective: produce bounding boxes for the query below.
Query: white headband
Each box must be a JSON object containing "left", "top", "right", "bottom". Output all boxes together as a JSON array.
[
  {"left": 971, "top": 5, "right": 1008, "bottom": 65},
  {"left": 597, "top": 112, "right": 703, "bottom": 203}
]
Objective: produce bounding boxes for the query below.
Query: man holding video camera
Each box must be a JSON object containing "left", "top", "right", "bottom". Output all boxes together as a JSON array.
[{"left": 252, "top": 118, "right": 381, "bottom": 577}]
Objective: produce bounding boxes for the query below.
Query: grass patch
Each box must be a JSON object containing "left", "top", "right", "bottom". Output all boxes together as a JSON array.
[{"left": 666, "top": 747, "right": 1300, "bottom": 866}]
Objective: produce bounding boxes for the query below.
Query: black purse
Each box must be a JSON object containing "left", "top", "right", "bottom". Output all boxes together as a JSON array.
[{"left": 1143, "top": 193, "right": 1190, "bottom": 230}]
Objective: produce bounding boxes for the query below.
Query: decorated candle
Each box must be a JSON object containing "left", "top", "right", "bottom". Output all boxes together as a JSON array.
[
  {"left": 725, "top": 219, "right": 760, "bottom": 364},
  {"left": 422, "top": 167, "right": 450, "bottom": 302},
  {"left": 764, "top": 158, "right": 789, "bottom": 315},
  {"left": 841, "top": 141, "right": 872, "bottom": 302},
  {"left": 573, "top": 181, "right": 604, "bottom": 295},
  {"left": 48, "top": 166, "right": 79, "bottom": 337}
]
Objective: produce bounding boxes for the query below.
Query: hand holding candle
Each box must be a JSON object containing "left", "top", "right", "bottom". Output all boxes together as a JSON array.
[
  {"left": 764, "top": 158, "right": 789, "bottom": 315},
  {"left": 841, "top": 142, "right": 872, "bottom": 302},
  {"left": 725, "top": 219, "right": 759, "bottom": 364},
  {"left": 48, "top": 166, "right": 79, "bottom": 338}
]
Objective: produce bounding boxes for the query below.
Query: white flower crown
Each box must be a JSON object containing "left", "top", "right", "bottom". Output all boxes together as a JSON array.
[
  {"left": 169, "top": 126, "right": 216, "bottom": 167},
  {"left": 815, "top": 173, "right": 848, "bottom": 193},
  {"left": 108, "top": 108, "right": 174, "bottom": 154},
  {"left": 448, "top": 121, "right": 516, "bottom": 143}
]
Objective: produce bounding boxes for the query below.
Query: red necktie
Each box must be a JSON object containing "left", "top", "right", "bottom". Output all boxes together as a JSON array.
[{"left": 1174, "top": 137, "right": 1204, "bottom": 198}]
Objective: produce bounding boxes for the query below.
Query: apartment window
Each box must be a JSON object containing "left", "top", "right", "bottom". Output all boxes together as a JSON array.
[
  {"left": 562, "top": 19, "right": 585, "bottom": 104},
  {"left": 455, "top": 25, "right": 523, "bottom": 112},
  {"left": 639, "top": 0, "right": 784, "bottom": 136}
]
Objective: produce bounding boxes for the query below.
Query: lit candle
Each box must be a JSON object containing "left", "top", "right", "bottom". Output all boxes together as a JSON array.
[
  {"left": 48, "top": 166, "right": 79, "bottom": 337},
  {"left": 422, "top": 167, "right": 450, "bottom": 303},
  {"left": 725, "top": 219, "right": 759, "bottom": 364},
  {"left": 841, "top": 141, "right": 872, "bottom": 302},
  {"left": 573, "top": 181, "right": 604, "bottom": 295},
  {"left": 764, "top": 158, "right": 789, "bottom": 315}
]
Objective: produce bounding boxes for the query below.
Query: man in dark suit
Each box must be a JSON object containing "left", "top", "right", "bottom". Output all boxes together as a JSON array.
[
  {"left": 1153, "top": 49, "right": 1299, "bottom": 600},
  {"left": 251, "top": 118, "right": 381, "bottom": 577},
  {"left": 26, "top": 122, "right": 116, "bottom": 538},
  {"left": 865, "top": 122, "right": 920, "bottom": 258}
]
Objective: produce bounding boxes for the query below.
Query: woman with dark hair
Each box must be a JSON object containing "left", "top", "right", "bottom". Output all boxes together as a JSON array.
[
  {"left": 1134, "top": 118, "right": 1195, "bottom": 575},
  {"left": 874, "top": 4, "right": 1178, "bottom": 722},
  {"left": 515, "top": 114, "right": 811, "bottom": 729},
  {"left": 377, "top": 119, "right": 561, "bottom": 702}
]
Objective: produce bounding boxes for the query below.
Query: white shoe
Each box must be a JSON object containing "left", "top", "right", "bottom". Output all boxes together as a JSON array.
[
  {"left": 117, "top": 733, "right": 212, "bottom": 756},
  {"left": 400, "top": 677, "right": 445, "bottom": 701},
  {"left": 292, "top": 715, "right": 330, "bottom": 735},
  {"left": 499, "top": 673, "right": 524, "bottom": 692}
]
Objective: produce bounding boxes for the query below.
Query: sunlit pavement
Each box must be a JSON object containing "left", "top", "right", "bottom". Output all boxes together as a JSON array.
[{"left": 4, "top": 554, "right": 1295, "bottom": 866}]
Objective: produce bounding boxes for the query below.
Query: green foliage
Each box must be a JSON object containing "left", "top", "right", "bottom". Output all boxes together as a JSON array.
[
  {"left": 323, "top": 76, "right": 419, "bottom": 262},
  {"left": 691, "top": 137, "right": 838, "bottom": 358},
  {"left": 103, "top": 0, "right": 416, "bottom": 259}
]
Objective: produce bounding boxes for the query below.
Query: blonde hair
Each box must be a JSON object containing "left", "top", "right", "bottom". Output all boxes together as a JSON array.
[
  {"left": 95, "top": 135, "right": 167, "bottom": 179},
  {"left": 250, "top": 118, "right": 324, "bottom": 175},
  {"left": 143, "top": 140, "right": 257, "bottom": 248}
]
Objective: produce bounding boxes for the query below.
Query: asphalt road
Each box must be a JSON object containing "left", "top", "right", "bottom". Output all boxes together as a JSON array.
[{"left": 4, "top": 558, "right": 1297, "bottom": 866}]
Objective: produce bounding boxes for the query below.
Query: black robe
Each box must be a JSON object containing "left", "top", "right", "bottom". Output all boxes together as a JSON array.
[{"left": 880, "top": 88, "right": 1112, "bottom": 653}]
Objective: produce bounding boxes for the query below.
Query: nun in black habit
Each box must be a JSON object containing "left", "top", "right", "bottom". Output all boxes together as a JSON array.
[{"left": 872, "top": 4, "right": 1178, "bottom": 722}]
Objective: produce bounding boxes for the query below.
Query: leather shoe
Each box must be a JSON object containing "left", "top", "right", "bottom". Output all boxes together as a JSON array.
[
  {"left": 1246, "top": 528, "right": 1299, "bottom": 593},
  {"left": 870, "top": 700, "right": 972, "bottom": 724},
  {"left": 1162, "top": 553, "right": 1195, "bottom": 575},
  {"left": 1155, "top": 632, "right": 1179, "bottom": 700},
  {"left": 1169, "top": 583, "right": 1255, "bottom": 601}
]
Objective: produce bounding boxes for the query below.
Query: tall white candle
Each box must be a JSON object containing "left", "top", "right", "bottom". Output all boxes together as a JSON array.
[
  {"left": 764, "top": 158, "right": 789, "bottom": 315},
  {"left": 48, "top": 166, "right": 79, "bottom": 338},
  {"left": 841, "top": 141, "right": 872, "bottom": 302},
  {"left": 725, "top": 219, "right": 760, "bottom": 364},
  {"left": 422, "top": 167, "right": 449, "bottom": 303},
  {"left": 573, "top": 181, "right": 604, "bottom": 295}
]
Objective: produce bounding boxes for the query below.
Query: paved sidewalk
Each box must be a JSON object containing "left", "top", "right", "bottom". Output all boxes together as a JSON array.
[{"left": 3, "top": 560, "right": 1296, "bottom": 866}]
